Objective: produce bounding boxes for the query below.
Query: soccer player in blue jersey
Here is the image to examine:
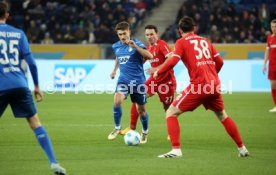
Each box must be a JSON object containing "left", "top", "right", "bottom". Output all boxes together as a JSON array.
[
  {"left": 108, "top": 21, "right": 153, "bottom": 143},
  {"left": 0, "top": 2, "right": 66, "bottom": 174}
]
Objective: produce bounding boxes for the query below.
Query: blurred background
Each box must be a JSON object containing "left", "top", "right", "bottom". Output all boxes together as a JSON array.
[{"left": 3, "top": 0, "right": 274, "bottom": 92}]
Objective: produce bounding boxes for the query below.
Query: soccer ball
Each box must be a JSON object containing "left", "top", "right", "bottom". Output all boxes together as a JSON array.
[{"left": 124, "top": 130, "right": 141, "bottom": 146}]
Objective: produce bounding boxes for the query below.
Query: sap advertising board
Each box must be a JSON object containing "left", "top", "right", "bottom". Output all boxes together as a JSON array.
[{"left": 27, "top": 60, "right": 270, "bottom": 93}]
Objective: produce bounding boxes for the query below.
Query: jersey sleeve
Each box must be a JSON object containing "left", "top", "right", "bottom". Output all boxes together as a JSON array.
[
  {"left": 135, "top": 39, "right": 146, "bottom": 49},
  {"left": 210, "top": 43, "right": 223, "bottom": 73},
  {"left": 159, "top": 41, "right": 172, "bottom": 58},
  {"left": 173, "top": 39, "right": 183, "bottom": 59},
  {"left": 20, "top": 32, "right": 39, "bottom": 86},
  {"left": 267, "top": 35, "right": 270, "bottom": 49}
]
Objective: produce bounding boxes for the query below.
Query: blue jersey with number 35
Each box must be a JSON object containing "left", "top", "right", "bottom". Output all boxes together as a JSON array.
[
  {"left": 112, "top": 38, "right": 146, "bottom": 85},
  {"left": 0, "top": 23, "right": 38, "bottom": 91}
]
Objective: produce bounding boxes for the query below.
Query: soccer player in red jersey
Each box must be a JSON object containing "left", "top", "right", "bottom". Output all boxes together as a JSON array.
[
  {"left": 263, "top": 19, "right": 276, "bottom": 112},
  {"left": 154, "top": 16, "right": 249, "bottom": 158},
  {"left": 121, "top": 25, "right": 177, "bottom": 143}
]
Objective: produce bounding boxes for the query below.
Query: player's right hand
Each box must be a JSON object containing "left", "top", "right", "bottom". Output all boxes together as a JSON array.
[
  {"left": 34, "top": 86, "right": 44, "bottom": 102},
  {"left": 110, "top": 71, "right": 116, "bottom": 79}
]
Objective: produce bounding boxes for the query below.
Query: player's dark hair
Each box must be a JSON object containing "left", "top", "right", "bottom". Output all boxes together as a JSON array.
[
  {"left": 0, "top": 1, "right": 8, "bottom": 19},
  {"left": 271, "top": 19, "right": 276, "bottom": 24},
  {"left": 145, "top": 25, "right": 158, "bottom": 33},
  {"left": 178, "top": 16, "right": 195, "bottom": 33},
  {"left": 115, "top": 21, "right": 130, "bottom": 31}
]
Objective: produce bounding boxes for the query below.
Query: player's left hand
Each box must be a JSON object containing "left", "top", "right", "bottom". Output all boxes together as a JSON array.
[
  {"left": 34, "top": 86, "right": 44, "bottom": 102},
  {"left": 127, "top": 40, "right": 137, "bottom": 48},
  {"left": 145, "top": 67, "right": 157, "bottom": 75},
  {"left": 262, "top": 64, "right": 267, "bottom": 74}
]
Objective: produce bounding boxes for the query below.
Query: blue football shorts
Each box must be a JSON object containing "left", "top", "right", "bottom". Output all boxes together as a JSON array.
[
  {"left": 0, "top": 87, "right": 37, "bottom": 118},
  {"left": 115, "top": 82, "right": 147, "bottom": 105}
]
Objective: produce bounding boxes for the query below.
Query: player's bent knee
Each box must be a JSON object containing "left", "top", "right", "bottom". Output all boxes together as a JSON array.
[
  {"left": 114, "top": 93, "right": 124, "bottom": 106},
  {"left": 26, "top": 114, "right": 42, "bottom": 130},
  {"left": 165, "top": 106, "right": 181, "bottom": 118}
]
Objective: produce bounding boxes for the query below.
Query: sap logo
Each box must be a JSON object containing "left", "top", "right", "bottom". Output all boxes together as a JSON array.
[
  {"left": 54, "top": 64, "right": 95, "bottom": 88},
  {"left": 118, "top": 56, "right": 130, "bottom": 64},
  {"left": 149, "top": 58, "right": 159, "bottom": 63}
]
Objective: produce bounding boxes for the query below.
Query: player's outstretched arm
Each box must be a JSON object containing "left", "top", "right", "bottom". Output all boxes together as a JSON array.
[
  {"left": 128, "top": 40, "right": 153, "bottom": 60},
  {"left": 153, "top": 56, "right": 179, "bottom": 79}
]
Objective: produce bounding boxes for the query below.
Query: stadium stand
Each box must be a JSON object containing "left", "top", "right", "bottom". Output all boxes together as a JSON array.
[
  {"left": 161, "top": 0, "right": 276, "bottom": 43},
  {"left": 6, "top": 0, "right": 160, "bottom": 44}
]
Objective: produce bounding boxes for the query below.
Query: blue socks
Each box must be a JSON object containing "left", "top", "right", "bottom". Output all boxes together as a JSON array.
[
  {"left": 113, "top": 106, "right": 122, "bottom": 128},
  {"left": 34, "top": 126, "right": 57, "bottom": 164},
  {"left": 140, "top": 113, "right": 149, "bottom": 132}
]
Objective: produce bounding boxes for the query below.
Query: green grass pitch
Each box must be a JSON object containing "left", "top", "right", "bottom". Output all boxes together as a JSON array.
[{"left": 0, "top": 92, "right": 276, "bottom": 175}]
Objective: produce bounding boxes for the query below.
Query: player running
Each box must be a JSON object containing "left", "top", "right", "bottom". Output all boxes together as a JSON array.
[
  {"left": 108, "top": 21, "right": 152, "bottom": 142},
  {"left": 154, "top": 16, "right": 249, "bottom": 158}
]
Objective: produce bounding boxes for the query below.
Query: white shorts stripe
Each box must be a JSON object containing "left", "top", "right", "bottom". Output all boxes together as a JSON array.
[{"left": 175, "top": 87, "right": 191, "bottom": 109}]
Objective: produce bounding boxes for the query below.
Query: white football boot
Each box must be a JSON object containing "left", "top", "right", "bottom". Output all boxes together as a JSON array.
[
  {"left": 269, "top": 107, "right": 276, "bottom": 112},
  {"left": 140, "top": 130, "right": 148, "bottom": 144},
  {"left": 238, "top": 145, "right": 250, "bottom": 157},
  {"left": 158, "top": 149, "right": 183, "bottom": 158},
  {"left": 51, "top": 163, "right": 66, "bottom": 175},
  {"left": 108, "top": 128, "right": 121, "bottom": 140}
]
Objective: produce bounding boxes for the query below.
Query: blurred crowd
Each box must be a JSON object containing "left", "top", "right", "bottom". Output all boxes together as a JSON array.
[
  {"left": 6, "top": 0, "right": 160, "bottom": 44},
  {"left": 161, "top": 0, "right": 276, "bottom": 43}
]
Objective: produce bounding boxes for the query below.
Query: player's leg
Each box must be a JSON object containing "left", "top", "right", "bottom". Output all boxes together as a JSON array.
[
  {"left": 130, "top": 88, "right": 149, "bottom": 143},
  {"left": 10, "top": 88, "right": 66, "bottom": 174},
  {"left": 158, "top": 85, "right": 175, "bottom": 140},
  {"left": 136, "top": 103, "right": 149, "bottom": 143},
  {"left": 158, "top": 85, "right": 200, "bottom": 158},
  {"left": 157, "top": 105, "right": 183, "bottom": 158},
  {"left": 121, "top": 101, "right": 140, "bottom": 135},
  {"left": 214, "top": 110, "right": 249, "bottom": 157},
  {"left": 205, "top": 92, "right": 249, "bottom": 157},
  {"left": 108, "top": 92, "right": 125, "bottom": 140},
  {"left": 269, "top": 80, "right": 276, "bottom": 112},
  {"left": 123, "top": 79, "right": 154, "bottom": 134},
  {"left": 26, "top": 115, "right": 66, "bottom": 174}
]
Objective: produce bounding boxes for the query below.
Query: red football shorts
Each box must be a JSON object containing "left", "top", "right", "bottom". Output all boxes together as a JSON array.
[
  {"left": 172, "top": 84, "right": 224, "bottom": 112},
  {"left": 268, "top": 67, "right": 276, "bottom": 80},
  {"left": 145, "top": 77, "right": 176, "bottom": 107}
]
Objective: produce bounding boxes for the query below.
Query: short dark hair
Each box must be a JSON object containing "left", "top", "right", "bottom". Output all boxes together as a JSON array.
[
  {"left": 115, "top": 21, "right": 130, "bottom": 31},
  {"left": 0, "top": 1, "right": 8, "bottom": 19},
  {"left": 145, "top": 25, "right": 158, "bottom": 33},
  {"left": 178, "top": 16, "right": 195, "bottom": 33},
  {"left": 271, "top": 19, "right": 276, "bottom": 24}
]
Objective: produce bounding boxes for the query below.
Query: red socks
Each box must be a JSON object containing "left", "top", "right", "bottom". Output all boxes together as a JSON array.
[
  {"left": 167, "top": 117, "right": 180, "bottom": 148},
  {"left": 222, "top": 117, "right": 243, "bottom": 148},
  {"left": 130, "top": 103, "right": 139, "bottom": 130},
  {"left": 166, "top": 116, "right": 244, "bottom": 149},
  {"left": 272, "top": 89, "right": 276, "bottom": 105}
]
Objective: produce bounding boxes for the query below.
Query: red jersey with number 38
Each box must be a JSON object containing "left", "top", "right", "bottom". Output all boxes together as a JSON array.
[
  {"left": 147, "top": 39, "right": 174, "bottom": 82},
  {"left": 173, "top": 33, "right": 221, "bottom": 85}
]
